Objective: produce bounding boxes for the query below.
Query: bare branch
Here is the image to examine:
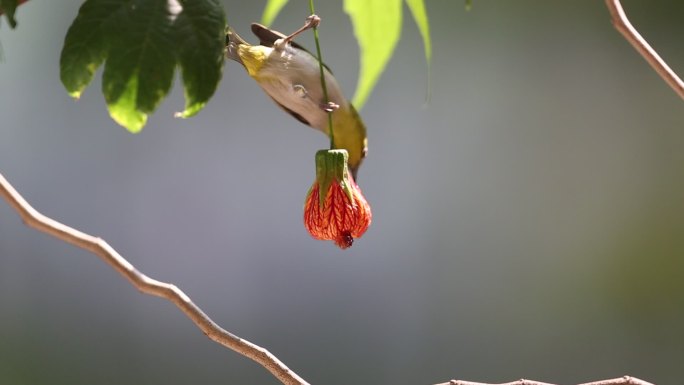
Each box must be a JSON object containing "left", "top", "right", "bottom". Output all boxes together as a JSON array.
[
  {"left": 434, "top": 376, "right": 654, "bottom": 385},
  {"left": 0, "top": 172, "right": 310, "bottom": 385},
  {"left": 605, "top": 0, "right": 684, "bottom": 100}
]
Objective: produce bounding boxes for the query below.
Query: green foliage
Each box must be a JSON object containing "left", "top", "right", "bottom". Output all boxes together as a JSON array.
[
  {"left": 257, "top": 0, "right": 432, "bottom": 110},
  {"left": 345, "top": 0, "right": 432, "bottom": 108},
  {"left": 405, "top": 0, "right": 431, "bottom": 102},
  {"left": 343, "top": 0, "right": 402, "bottom": 109},
  {"left": 0, "top": 0, "right": 20, "bottom": 28},
  {"left": 60, "top": 0, "right": 225, "bottom": 133},
  {"left": 405, "top": 0, "right": 431, "bottom": 67},
  {"left": 261, "top": 0, "right": 289, "bottom": 27},
  {"left": 174, "top": 0, "right": 227, "bottom": 118},
  {"left": 12, "top": 0, "right": 431, "bottom": 131}
]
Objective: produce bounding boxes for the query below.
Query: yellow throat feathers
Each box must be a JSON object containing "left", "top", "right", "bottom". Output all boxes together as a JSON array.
[{"left": 237, "top": 45, "right": 270, "bottom": 77}]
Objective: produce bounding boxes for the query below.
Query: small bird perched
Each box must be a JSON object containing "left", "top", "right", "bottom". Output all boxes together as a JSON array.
[{"left": 225, "top": 17, "right": 368, "bottom": 179}]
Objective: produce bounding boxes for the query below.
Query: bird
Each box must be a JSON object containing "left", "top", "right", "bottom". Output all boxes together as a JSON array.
[{"left": 225, "top": 19, "right": 368, "bottom": 179}]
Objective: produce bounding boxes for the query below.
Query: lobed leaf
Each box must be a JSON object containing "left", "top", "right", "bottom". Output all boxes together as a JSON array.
[
  {"left": 174, "top": 0, "right": 225, "bottom": 118},
  {"left": 60, "top": 0, "right": 127, "bottom": 99},
  {"left": 107, "top": 74, "right": 147, "bottom": 132},
  {"left": 60, "top": 0, "right": 226, "bottom": 132}
]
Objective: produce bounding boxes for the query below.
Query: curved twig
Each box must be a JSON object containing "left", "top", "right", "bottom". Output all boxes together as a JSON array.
[
  {"left": 605, "top": 0, "right": 684, "bottom": 100},
  {"left": 1, "top": 2, "right": 666, "bottom": 384},
  {"left": 0, "top": 170, "right": 657, "bottom": 385},
  {"left": 434, "top": 376, "right": 654, "bottom": 385},
  {"left": 0, "top": 172, "right": 310, "bottom": 385}
]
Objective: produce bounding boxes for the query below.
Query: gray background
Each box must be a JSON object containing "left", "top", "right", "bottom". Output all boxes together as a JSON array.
[{"left": 1, "top": 1, "right": 684, "bottom": 384}]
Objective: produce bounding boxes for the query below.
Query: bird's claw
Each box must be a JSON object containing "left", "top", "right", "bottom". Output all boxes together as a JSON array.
[
  {"left": 274, "top": 14, "right": 322, "bottom": 51},
  {"left": 320, "top": 102, "right": 339, "bottom": 112},
  {"left": 306, "top": 14, "right": 321, "bottom": 29}
]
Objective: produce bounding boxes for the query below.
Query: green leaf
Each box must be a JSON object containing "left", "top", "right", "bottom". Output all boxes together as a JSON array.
[
  {"left": 101, "top": 0, "right": 176, "bottom": 131},
  {"left": 107, "top": 74, "right": 147, "bottom": 132},
  {"left": 174, "top": 0, "right": 225, "bottom": 118},
  {"left": 60, "top": 0, "right": 129, "bottom": 99},
  {"left": 261, "top": 0, "right": 289, "bottom": 26},
  {"left": 0, "top": 0, "right": 20, "bottom": 28},
  {"left": 344, "top": 0, "right": 402, "bottom": 109},
  {"left": 405, "top": 0, "right": 431, "bottom": 102},
  {"left": 60, "top": 0, "right": 226, "bottom": 132},
  {"left": 405, "top": 0, "right": 431, "bottom": 66}
]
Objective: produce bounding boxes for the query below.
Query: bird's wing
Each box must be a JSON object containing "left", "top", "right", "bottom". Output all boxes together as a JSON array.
[{"left": 250, "top": 23, "right": 333, "bottom": 74}]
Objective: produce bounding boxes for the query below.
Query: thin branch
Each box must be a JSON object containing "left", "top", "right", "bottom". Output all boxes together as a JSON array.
[
  {"left": 1, "top": 4, "right": 665, "bottom": 384},
  {"left": 434, "top": 376, "right": 654, "bottom": 385},
  {"left": 307, "top": 1, "right": 337, "bottom": 149},
  {"left": 0, "top": 172, "right": 310, "bottom": 385},
  {"left": 0, "top": 182, "right": 659, "bottom": 385},
  {"left": 605, "top": 0, "right": 684, "bottom": 100}
]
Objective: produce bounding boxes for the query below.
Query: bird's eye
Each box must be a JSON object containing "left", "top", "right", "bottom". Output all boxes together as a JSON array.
[{"left": 293, "top": 84, "right": 308, "bottom": 98}]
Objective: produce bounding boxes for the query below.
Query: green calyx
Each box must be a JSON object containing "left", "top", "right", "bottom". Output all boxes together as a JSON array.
[{"left": 314, "top": 149, "right": 354, "bottom": 208}]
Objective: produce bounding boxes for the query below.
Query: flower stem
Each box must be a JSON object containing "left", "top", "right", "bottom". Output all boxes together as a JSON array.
[{"left": 308, "top": 0, "right": 335, "bottom": 149}]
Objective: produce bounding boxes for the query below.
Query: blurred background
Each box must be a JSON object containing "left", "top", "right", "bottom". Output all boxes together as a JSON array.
[{"left": 1, "top": 1, "right": 684, "bottom": 384}]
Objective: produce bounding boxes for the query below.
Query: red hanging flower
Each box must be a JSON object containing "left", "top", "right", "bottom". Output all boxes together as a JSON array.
[{"left": 304, "top": 149, "right": 372, "bottom": 249}]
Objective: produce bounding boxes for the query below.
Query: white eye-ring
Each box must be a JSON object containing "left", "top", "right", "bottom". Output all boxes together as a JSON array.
[{"left": 293, "top": 84, "right": 308, "bottom": 98}]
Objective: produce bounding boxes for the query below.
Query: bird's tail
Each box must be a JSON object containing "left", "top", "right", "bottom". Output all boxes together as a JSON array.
[{"left": 225, "top": 26, "right": 248, "bottom": 64}]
